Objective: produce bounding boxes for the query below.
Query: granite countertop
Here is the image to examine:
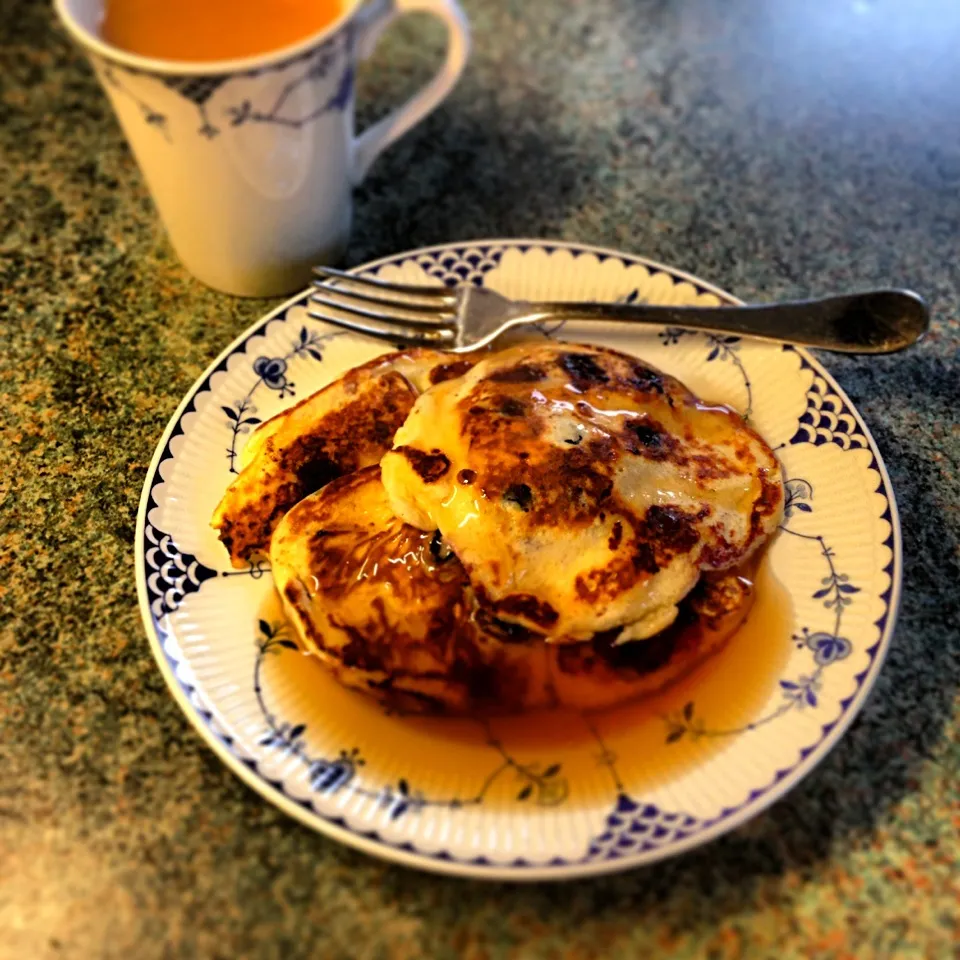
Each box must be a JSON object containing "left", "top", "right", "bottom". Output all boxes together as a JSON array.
[{"left": 2, "top": 0, "right": 958, "bottom": 956}]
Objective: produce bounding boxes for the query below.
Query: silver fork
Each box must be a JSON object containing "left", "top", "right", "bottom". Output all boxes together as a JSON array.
[{"left": 308, "top": 267, "right": 929, "bottom": 354}]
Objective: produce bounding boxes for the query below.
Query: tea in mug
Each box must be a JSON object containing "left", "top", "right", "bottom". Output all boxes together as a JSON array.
[{"left": 101, "top": 0, "right": 345, "bottom": 62}]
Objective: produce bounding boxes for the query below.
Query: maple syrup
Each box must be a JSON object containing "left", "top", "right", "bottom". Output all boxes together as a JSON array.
[
  {"left": 390, "top": 560, "right": 792, "bottom": 796},
  {"left": 257, "top": 558, "right": 791, "bottom": 802}
]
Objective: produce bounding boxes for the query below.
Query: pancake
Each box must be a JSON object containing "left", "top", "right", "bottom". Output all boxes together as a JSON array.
[
  {"left": 380, "top": 342, "right": 783, "bottom": 643},
  {"left": 212, "top": 349, "right": 477, "bottom": 567},
  {"left": 269, "top": 465, "right": 755, "bottom": 714},
  {"left": 269, "top": 465, "right": 551, "bottom": 713}
]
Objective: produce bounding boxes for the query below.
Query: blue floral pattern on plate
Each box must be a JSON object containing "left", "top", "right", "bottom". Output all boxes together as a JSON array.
[{"left": 136, "top": 241, "right": 900, "bottom": 878}]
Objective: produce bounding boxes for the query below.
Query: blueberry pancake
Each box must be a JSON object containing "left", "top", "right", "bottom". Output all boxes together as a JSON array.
[
  {"left": 212, "top": 349, "right": 477, "bottom": 567},
  {"left": 380, "top": 342, "right": 782, "bottom": 643},
  {"left": 214, "top": 340, "right": 782, "bottom": 715}
]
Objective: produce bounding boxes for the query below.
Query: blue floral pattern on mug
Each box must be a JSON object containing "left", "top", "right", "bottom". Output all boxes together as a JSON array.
[{"left": 92, "top": 32, "right": 353, "bottom": 142}]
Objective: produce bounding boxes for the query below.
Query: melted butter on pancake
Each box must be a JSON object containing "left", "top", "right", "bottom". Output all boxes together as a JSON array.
[
  {"left": 380, "top": 342, "right": 782, "bottom": 643},
  {"left": 270, "top": 465, "right": 554, "bottom": 713}
]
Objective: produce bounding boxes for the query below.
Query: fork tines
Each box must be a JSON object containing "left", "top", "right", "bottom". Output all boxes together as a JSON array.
[{"left": 309, "top": 266, "right": 456, "bottom": 344}]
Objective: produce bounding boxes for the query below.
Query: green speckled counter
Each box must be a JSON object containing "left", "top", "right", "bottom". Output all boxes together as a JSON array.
[{"left": 2, "top": 0, "right": 958, "bottom": 956}]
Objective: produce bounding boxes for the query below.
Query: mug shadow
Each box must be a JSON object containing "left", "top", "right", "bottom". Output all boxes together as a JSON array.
[
  {"left": 361, "top": 409, "right": 958, "bottom": 933},
  {"left": 348, "top": 86, "right": 599, "bottom": 261}
]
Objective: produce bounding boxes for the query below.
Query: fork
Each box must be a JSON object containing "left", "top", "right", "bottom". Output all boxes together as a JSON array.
[{"left": 308, "top": 267, "right": 929, "bottom": 354}]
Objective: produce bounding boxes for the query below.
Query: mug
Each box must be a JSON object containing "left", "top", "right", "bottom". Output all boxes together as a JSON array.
[{"left": 54, "top": 0, "right": 470, "bottom": 296}]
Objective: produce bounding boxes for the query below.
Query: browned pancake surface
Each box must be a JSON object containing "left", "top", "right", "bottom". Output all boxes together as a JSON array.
[
  {"left": 270, "top": 465, "right": 755, "bottom": 714},
  {"left": 381, "top": 342, "right": 782, "bottom": 642},
  {"left": 212, "top": 349, "right": 476, "bottom": 566}
]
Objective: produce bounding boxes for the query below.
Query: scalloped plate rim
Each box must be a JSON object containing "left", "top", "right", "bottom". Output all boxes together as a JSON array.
[{"left": 134, "top": 238, "right": 902, "bottom": 881}]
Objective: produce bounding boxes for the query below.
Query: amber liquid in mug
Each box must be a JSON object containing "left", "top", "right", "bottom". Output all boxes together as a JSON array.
[{"left": 101, "top": 0, "right": 345, "bottom": 62}]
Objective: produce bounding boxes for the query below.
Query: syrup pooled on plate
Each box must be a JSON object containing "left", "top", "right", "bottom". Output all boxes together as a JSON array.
[
  {"left": 399, "top": 560, "right": 792, "bottom": 799},
  {"left": 256, "top": 560, "right": 791, "bottom": 804}
]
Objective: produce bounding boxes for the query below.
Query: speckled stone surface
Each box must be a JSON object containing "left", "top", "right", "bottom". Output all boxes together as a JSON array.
[{"left": 2, "top": 0, "right": 959, "bottom": 956}]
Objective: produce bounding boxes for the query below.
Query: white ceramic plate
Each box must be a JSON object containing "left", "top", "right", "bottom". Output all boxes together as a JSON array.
[{"left": 136, "top": 240, "right": 900, "bottom": 880}]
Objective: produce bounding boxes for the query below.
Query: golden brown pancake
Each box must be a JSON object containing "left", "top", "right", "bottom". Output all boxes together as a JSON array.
[
  {"left": 212, "top": 349, "right": 478, "bottom": 567},
  {"left": 380, "top": 342, "right": 783, "bottom": 643},
  {"left": 270, "top": 465, "right": 755, "bottom": 714}
]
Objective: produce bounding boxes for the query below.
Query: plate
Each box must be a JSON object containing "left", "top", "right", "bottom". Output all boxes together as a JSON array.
[{"left": 136, "top": 240, "right": 900, "bottom": 880}]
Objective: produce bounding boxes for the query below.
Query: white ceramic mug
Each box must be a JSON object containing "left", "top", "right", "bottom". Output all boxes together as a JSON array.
[{"left": 54, "top": 0, "right": 470, "bottom": 296}]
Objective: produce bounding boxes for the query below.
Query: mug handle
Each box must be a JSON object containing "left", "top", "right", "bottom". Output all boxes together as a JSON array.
[{"left": 350, "top": 0, "right": 470, "bottom": 184}]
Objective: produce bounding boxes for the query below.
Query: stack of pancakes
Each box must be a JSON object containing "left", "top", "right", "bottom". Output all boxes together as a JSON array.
[{"left": 212, "top": 342, "right": 783, "bottom": 714}]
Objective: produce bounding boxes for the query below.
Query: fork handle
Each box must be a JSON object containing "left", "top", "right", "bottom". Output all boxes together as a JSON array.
[{"left": 524, "top": 289, "right": 929, "bottom": 354}]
